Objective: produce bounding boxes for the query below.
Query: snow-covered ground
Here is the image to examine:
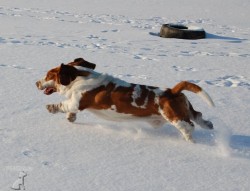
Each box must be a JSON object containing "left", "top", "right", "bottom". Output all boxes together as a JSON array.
[{"left": 1, "top": 0, "right": 250, "bottom": 190}]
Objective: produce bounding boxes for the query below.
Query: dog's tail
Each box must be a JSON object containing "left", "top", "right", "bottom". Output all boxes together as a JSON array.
[{"left": 171, "top": 81, "right": 215, "bottom": 107}]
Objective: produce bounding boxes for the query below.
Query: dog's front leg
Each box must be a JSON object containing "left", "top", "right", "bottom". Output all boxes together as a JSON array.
[
  {"left": 46, "top": 94, "right": 81, "bottom": 122},
  {"left": 46, "top": 99, "right": 79, "bottom": 114},
  {"left": 46, "top": 104, "right": 77, "bottom": 122},
  {"left": 66, "top": 112, "right": 77, "bottom": 122}
]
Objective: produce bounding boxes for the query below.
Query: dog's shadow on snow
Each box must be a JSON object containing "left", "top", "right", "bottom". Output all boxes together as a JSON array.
[
  {"left": 230, "top": 135, "right": 250, "bottom": 148},
  {"left": 225, "top": 135, "right": 250, "bottom": 159},
  {"left": 229, "top": 135, "right": 250, "bottom": 153}
]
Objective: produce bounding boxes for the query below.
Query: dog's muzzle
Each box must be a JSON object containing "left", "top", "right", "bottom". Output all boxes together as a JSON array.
[{"left": 36, "top": 81, "right": 43, "bottom": 90}]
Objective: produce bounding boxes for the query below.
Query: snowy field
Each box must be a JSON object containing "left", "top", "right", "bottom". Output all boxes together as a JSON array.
[{"left": 1, "top": 0, "right": 250, "bottom": 190}]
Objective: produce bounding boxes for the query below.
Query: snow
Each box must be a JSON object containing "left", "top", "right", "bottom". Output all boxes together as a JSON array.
[{"left": 0, "top": 0, "right": 250, "bottom": 190}]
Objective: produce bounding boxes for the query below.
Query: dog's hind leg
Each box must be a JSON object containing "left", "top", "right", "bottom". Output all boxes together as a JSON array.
[
  {"left": 172, "top": 120, "right": 195, "bottom": 142},
  {"left": 188, "top": 102, "right": 213, "bottom": 129},
  {"left": 159, "top": 108, "right": 195, "bottom": 142},
  {"left": 194, "top": 112, "right": 213, "bottom": 129}
]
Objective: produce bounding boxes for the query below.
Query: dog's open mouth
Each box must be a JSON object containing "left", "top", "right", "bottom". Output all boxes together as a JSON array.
[{"left": 44, "top": 87, "right": 56, "bottom": 95}]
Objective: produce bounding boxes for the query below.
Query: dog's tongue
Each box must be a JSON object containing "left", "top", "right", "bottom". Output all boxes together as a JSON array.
[{"left": 44, "top": 87, "right": 56, "bottom": 95}]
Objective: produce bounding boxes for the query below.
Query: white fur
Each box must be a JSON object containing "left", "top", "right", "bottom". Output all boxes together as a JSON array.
[
  {"left": 60, "top": 93, "right": 82, "bottom": 113},
  {"left": 197, "top": 90, "right": 215, "bottom": 107},
  {"left": 75, "top": 66, "right": 131, "bottom": 88},
  {"left": 131, "top": 84, "right": 149, "bottom": 109},
  {"left": 39, "top": 79, "right": 55, "bottom": 90},
  {"left": 141, "top": 95, "right": 149, "bottom": 109},
  {"left": 172, "top": 120, "right": 194, "bottom": 142},
  {"left": 132, "top": 84, "right": 142, "bottom": 101}
]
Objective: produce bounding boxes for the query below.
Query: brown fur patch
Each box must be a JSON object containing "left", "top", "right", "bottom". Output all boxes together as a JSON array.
[
  {"left": 45, "top": 67, "right": 60, "bottom": 84},
  {"left": 159, "top": 91, "right": 191, "bottom": 123},
  {"left": 171, "top": 81, "right": 202, "bottom": 94},
  {"left": 79, "top": 83, "right": 160, "bottom": 117}
]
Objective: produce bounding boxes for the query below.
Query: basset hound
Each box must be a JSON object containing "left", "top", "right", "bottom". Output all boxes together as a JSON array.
[{"left": 36, "top": 58, "right": 214, "bottom": 142}]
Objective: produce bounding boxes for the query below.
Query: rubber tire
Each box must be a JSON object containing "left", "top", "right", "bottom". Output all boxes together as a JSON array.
[{"left": 160, "top": 24, "right": 206, "bottom": 40}]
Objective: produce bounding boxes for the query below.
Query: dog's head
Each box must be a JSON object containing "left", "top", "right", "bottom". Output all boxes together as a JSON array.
[{"left": 36, "top": 58, "right": 96, "bottom": 95}]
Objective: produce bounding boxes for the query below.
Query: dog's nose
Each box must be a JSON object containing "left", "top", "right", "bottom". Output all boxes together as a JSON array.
[{"left": 36, "top": 81, "right": 41, "bottom": 89}]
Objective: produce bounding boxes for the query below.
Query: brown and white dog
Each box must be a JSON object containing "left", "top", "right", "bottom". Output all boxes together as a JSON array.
[{"left": 36, "top": 58, "right": 214, "bottom": 142}]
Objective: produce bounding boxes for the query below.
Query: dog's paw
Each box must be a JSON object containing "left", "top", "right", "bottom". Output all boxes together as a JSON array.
[
  {"left": 67, "top": 113, "right": 77, "bottom": 122},
  {"left": 204, "top": 120, "right": 213, "bottom": 129},
  {"left": 46, "top": 104, "right": 59, "bottom": 114}
]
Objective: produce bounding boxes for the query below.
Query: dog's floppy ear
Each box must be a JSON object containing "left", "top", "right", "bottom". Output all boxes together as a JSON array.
[
  {"left": 59, "top": 64, "right": 90, "bottom": 86},
  {"left": 73, "top": 58, "right": 96, "bottom": 70},
  {"left": 59, "top": 64, "right": 77, "bottom": 86},
  {"left": 74, "top": 58, "right": 84, "bottom": 62}
]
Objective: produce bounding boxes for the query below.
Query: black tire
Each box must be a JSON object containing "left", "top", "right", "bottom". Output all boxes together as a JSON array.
[{"left": 160, "top": 24, "right": 206, "bottom": 40}]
